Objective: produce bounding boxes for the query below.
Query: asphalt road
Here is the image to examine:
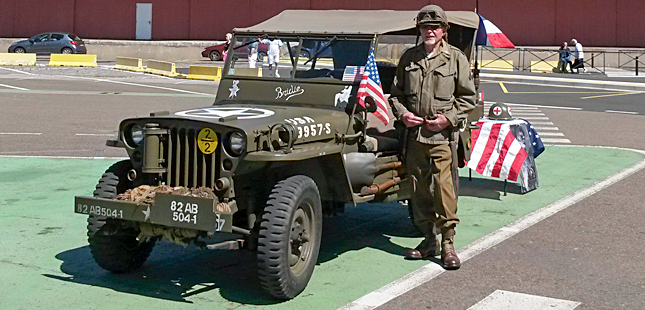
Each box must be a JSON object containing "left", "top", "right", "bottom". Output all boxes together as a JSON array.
[
  {"left": 375, "top": 77, "right": 645, "bottom": 309},
  {"left": 1, "top": 65, "right": 644, "bottom": 309}
]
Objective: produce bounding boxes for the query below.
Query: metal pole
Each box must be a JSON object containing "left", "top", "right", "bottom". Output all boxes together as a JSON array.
[{"left": 636, "top": 56, "right": 639, "bottom": 76}]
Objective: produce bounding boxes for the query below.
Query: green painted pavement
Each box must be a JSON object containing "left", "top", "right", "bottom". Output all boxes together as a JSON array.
[{"left": 0, "top": 146, "right": 642, "bottom": 309}]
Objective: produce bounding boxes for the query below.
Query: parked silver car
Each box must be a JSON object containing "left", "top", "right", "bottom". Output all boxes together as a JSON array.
[{"left": 8, "top": 32, "right": 87, "bottom": 54}]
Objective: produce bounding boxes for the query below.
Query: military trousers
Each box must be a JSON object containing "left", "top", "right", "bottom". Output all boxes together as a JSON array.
[{"left": 406, "top": 141, "right": 459, "bottom": 237}]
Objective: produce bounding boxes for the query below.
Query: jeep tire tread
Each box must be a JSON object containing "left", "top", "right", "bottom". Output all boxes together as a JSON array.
[
  {"left": 257, "top": 175, "right": 322, "bottom": 299},
  {"left": 87, "top": 160, "right": 155, "bottom": 273}
]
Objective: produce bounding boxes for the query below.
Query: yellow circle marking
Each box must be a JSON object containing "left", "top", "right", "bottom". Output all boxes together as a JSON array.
[{"left": 197, "top": 128, "right": 218, "bottom": 154}]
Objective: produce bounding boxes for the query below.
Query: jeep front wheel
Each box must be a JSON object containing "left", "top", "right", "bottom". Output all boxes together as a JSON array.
[
  {"left": 257, "top": 175, "right": 322, "bottom": 299},
  {"left": 87, "top": 160, "right": 156, "bottom": 273}
]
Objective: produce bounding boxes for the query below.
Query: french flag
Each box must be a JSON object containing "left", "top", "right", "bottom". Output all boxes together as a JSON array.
[{"left": 476, "top": 15, "right": 515, "bottom": 49}]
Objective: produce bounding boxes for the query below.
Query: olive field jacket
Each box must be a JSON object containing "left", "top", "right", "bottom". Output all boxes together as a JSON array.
[{"left": 389, "top": 40, "right": 476, "bottom": 144}]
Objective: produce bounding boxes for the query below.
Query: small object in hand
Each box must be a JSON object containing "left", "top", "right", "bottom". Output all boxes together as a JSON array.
[{"left": 425, "top": 115, "right": 437, "bottom": 121}]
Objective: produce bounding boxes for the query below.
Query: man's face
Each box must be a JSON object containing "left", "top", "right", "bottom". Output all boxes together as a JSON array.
[{"left": 419, "top": 24, "right": 445, "bottom": 46}]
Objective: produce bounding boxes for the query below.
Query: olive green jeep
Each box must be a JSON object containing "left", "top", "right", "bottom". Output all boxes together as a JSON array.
[{"left": 74, "top": 9, "right": 482, "bottom": 299}]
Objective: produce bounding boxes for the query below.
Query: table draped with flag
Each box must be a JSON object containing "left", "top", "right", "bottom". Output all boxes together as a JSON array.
[{"left": 467, "top": 118, "right": 543, "bottom": 193}]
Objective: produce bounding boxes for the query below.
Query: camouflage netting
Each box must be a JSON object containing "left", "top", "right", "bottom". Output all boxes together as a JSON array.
[
  {"left": 117, "top": 185, "right": 217, "bottom": 204},
  {"left": 118, "top": 185, "right": 218, "bottom": 246}
]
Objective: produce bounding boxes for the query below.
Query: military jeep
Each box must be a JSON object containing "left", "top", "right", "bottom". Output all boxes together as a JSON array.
[{"left": 74, "top": 10, "right": 481, "bottom": 299}]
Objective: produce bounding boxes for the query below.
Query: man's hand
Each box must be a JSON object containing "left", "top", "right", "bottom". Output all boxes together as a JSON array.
[
  {"left": 424, "top": 114, "right": 450, "bottom": 132},
  {"left": 401, "top": 112, "right": 425, "bottom": 128}
]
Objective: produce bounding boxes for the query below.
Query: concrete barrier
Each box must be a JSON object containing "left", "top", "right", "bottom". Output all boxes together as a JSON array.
[
  {"left": 115, "top": 56, "right": 144, "bottom": 72},
  {"left": 49, "top": 54, "right": 98, "bottom": 67},
  {"left": 0, "top": 53, "right": 36, "bottom": 66},
  {"left": 480, "top": 60, "right": 514, "bottom": 71},
  {"left": 186, "top": 65, "right": 221, "bottom": 81},
  {"left": 145, "top": 59, "right": 179, "bottom": 77},
  {"left": 231, "top": 67, "right": 262, "bottom": 77},
  {"left": 530, "top": 61, "right": 559, "bottom": 73}
]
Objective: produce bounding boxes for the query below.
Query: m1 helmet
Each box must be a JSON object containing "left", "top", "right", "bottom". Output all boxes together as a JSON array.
[
  {"left": 488, "top": 102, "right": 513, "bottom": 120},
  {"left": 416, "top": 5, "right": 449, "bottom": 27}
]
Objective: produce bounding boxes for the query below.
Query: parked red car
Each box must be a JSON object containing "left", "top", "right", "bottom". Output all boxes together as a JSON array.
[{"left": 202, "top": 38, "right": 268, "bottom": 61}]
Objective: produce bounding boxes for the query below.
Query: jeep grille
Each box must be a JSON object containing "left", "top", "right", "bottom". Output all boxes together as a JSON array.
[{"left": 163, "top": 127, "right": 220, "bottom": 188}]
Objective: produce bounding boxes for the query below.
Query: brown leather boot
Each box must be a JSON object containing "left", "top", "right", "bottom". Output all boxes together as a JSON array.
[
  {"left": 405, "top": 235, "right": 440, "bottom": 260},
  {"left": 441, "top": 228, "right": 461, "bottom": 269}
]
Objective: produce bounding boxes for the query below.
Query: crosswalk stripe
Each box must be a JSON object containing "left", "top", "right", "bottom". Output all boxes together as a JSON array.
[
  {"left": 537, "top": 132, "right": 565, "bottom": 137},
  {"left": 520, "top": 116, "right": 550, "bottom": 120},
  {"left": 542, "top": 137, "right": 571, "bottom": 143},
  {"left": 533, "top": 126, "right": 559, "bottom": 130},
  {"left": 467, "top": 290, "right": 581, "bottom": 310}
]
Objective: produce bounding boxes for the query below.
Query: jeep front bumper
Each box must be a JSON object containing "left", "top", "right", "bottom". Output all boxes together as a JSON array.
[{"left": 74, "top": 193, "right": 233, "bottom": 233}]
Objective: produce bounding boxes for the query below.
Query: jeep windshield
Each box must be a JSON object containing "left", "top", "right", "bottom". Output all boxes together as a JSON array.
[{"left": 225, "top": 34, "right": 373, "bottom": 81}]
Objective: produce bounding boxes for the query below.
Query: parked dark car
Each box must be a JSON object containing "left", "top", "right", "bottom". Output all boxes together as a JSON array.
[
  {"left": 8, "top": 32, "right": 87, "bottom": 54},
  {"left": 202, "top": 38, "right": 268, "bottom": 61},
  {"left": 290, "top": 39, "right": 333, "bottom": 59}
]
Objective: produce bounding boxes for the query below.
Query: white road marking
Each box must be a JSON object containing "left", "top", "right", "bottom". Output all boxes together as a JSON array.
[
  {"left": 0, "top": 154, "right": 128, "bottom": 159},
  {"left": 0, "top": 67, "right": 34, "bottom": 75},
  {"left": 533, "top": 126, "right": 559, "bottom": 130},
  {"left": 527, "top": 121, "right": 554, "bottom": 125},
  {"left": 0, "top": 132, "right": 41, "bottom": 135},
  {"left": 28, "top": 74, "right": 213, "bottom": 96},
  {"left": 484, "top": 101, "right": 583, "bottom": 111},
  {"left": 467, "top": 290, "right": 581, "bottom": 310},
  {"left": 75, "top": 133, "right": 115, "bottom": 136},
  {"left": 0, "top": 83, "right": 29, "bottom": 91},
  {"left": 482, "top": 74, "right": 645, "bottom": 92},
  {"left": 518, "top": 116, "right": 550, "bottom": 120},
  {"left": 605, "top": 110, "right": 638, "bottom": 115},
  {"left": 509, "top": 112, "right": 545, "bottom": 116},
  {"left": 342, "top": 146, "right": 645, "bottom": 310},
  {"left": 537, "top": 132, "right": 565, "bottom": 137},
  {"left": 541, "top": 138, "right": 571, "bottom": 143}
]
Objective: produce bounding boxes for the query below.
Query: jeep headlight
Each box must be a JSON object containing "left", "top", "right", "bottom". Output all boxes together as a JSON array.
[
  {"left": 226, "top": 131, "right": 246, "bottom": 156},
  {"left": 130, "top": 125, "right": 144, "bottom": 145}
]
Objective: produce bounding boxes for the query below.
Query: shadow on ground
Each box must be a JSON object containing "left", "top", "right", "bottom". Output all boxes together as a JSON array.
[
  {"left": 45, "top": 177, "right": 508, "bottom": 304},
  {"left": 45, "top": 202, "right": 419, "bottom": 305}
]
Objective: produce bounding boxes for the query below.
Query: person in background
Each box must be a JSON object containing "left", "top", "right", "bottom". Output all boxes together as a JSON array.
[
  {"left": 389, "top": 5, "right": 476, "bottom": 270},
  {"left": 558, "top": 41, "right": 572, "bottom": 73},
  {"left": 248, "top": 36, "right": 260, "bottom": 68},
  {"left": 571, "top": 38, "right": 587, "bottom": 73},
  {"left": 261, "top": 36, "right": 284, "bottom": 77},
  {"left": 222, "top": 33, "right": 232, "bottom": 62}
]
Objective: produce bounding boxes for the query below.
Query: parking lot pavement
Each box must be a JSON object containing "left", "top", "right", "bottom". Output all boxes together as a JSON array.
[{"left": 0, "top": 146, "right": 642, "bottom": 309}]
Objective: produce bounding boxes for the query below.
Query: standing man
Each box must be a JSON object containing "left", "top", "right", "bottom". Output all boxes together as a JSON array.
[
  {"left": 571, "top": 38, "right": 587, "bottom": 73},
  {"left": 261, "top": 36, "right": 284, "bottom": 77},
  {"left": 389, "top": 5, "right": 476, "bottom": 269}
]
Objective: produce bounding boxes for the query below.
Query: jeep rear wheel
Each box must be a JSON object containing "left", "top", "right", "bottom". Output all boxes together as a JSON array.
[
  {"left": 257, "top": 175, "right": 322, "bottom": 299},
  {"left": 87, "top": 160, "right": 156, "bottom": 273}
]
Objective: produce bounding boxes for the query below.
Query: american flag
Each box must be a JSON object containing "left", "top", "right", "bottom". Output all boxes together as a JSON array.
[
  {"left": 342, "top": 66, "right": 364, "bottom": 82},
  {"left": 356, "top": 46, "right": 389, "bottom": 126},
  {"left": 467, "top": 120, "right": 528, "bottom": 181}
]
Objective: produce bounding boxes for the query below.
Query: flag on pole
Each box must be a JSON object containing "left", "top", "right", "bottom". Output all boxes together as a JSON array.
[
  {"left": 357, "top": 46, "right": 389, "bottom": 126},
  {"left": 342, "top": 66, "right": 365, "bottom": 82},
  {"left": 476, "top": 15, "right": 515, "bottom": 48},
  {"left": 467, "top": 120, "right": 527, "bottom": 181}
]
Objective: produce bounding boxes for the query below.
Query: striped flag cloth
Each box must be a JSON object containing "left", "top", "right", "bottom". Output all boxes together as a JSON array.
[
  {"left": 356, "top": 46, "right": 389, "bottom": 126},
  {"left": 476, "top": 15, "right": 515, "bottom": 48},
  {"left": 467, "top": 120, "right": 527, "bottom": 181},
  {"left": 342, "top": 66, "right": 364, "bottom": 82}
]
